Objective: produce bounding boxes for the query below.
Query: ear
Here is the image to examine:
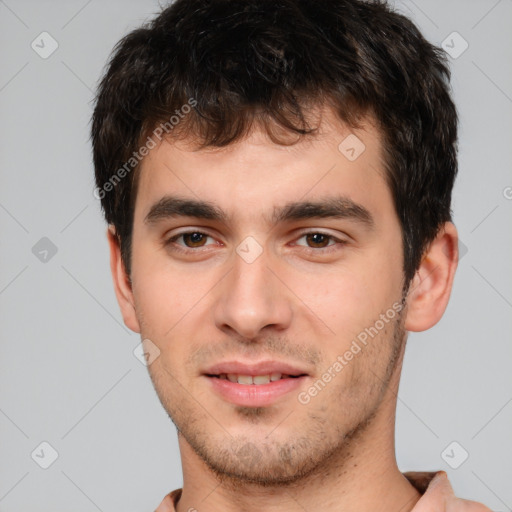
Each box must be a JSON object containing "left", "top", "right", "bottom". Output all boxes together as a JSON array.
[
  {"left": 107, "top": 225, "right": 141, "bottom": 333},
  {"left": 404, "top": 222, "right": 459, "bottom": 332}
]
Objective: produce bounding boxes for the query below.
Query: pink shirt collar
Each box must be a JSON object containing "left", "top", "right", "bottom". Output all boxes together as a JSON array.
[{"left": 156, "top": 471, "right": 491, "bottom": 511}]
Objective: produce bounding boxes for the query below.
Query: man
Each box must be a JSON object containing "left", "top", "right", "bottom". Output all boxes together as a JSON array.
[{"left": 91, "top": 0, "right": 491, "bottom": 510}]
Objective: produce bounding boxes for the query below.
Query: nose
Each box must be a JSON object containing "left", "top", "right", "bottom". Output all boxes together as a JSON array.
[{"left": 213, "top": 247, "right": 293, "bottom": 341}]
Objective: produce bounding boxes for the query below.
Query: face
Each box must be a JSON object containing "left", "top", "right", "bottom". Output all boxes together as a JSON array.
[{"left": 126, "top": 107, "right": 408, "bottom": 484}]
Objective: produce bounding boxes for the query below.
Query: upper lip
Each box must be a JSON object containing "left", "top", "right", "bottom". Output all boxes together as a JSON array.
[{"left": 203, "top": 360, "right": 309, "bottom": 377}]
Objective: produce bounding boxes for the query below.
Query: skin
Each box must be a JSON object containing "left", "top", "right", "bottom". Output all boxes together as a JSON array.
[{"left": 108, "top": 106, "right": 459, "bottom": 512}]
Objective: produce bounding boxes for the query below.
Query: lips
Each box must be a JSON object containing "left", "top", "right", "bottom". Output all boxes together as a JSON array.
[{"left": 203, "top": 360, "right": 309, "bottom": 407}]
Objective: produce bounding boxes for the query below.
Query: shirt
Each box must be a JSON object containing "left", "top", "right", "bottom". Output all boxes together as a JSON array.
[{"left": 155, "top": 471, "right": 492, "bottom": 511}]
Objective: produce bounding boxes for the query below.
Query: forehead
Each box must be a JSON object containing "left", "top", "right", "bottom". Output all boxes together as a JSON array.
[{"left": 134, "top": 107, "right": 390, "bottom": 224}]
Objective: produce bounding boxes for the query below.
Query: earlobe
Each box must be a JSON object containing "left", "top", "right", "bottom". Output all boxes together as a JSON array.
[
  {"left": 107, "top": 226, "right": 141, "bottom": 333},
  {"left": 404, "top": 222, "right": 459, "bottom": 332}
]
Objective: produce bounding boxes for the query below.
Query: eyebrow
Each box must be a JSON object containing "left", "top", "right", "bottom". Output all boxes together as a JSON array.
[
  {"left": 144, "top": 196, "right": 227, "bottom": 224},
  {"left": 144, "top": 195, "right": 374, "bottom": 229},
  {"left": 272, "top": 196, "right": 374, "bottom": 228}
]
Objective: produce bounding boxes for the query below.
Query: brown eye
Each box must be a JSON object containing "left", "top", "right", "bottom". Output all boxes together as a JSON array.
[
  {"left": 293, "top": 231, "right": 347, "bottom": 254},
  {"left": 305, "top": 233, "right": 331, "bottom": 248},
  {"left": 181, "top": 232, "right": 208, "bottom": 247},
  {"left": 166, "top": 231, "right": 215, "bottom": 250}
]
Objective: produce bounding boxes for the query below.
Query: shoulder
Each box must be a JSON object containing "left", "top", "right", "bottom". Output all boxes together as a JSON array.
[
  {"left": 155, "top": 488, "right": 182, "bottom": 512},
  {"left": 404, "top": 470, "right": 493, "bottom": 512}
]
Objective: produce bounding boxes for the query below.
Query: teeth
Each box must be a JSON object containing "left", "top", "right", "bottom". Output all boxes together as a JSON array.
[
  {"left": 253, "top": 375, "right": 270, "bottom": 385},
  {"left": 237, "top": 375, "right": 253, "bottom": 385},
  {"left": 219, "top": 373, "right": 285, "bottom": 384}
]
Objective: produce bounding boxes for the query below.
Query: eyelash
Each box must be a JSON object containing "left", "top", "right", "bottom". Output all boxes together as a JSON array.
[{"left": 164, "top": 230, "right": 347, "bottom": 255}]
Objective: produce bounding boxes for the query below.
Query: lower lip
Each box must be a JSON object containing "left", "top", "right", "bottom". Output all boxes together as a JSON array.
[{"left": 205, "top": 375, "right": 308, "bottom": 407}]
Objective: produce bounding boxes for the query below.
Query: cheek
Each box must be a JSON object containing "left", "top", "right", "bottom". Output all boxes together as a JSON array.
[
  {"left": 288, "top": 256, "right": 398, "bottom": 340},
  {"left": 130, "top": 247, "right": 185, "bottom": 338}
]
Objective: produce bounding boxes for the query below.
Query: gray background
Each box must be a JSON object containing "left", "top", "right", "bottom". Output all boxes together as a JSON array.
[{"left": 0, "top": 0, "right": 511, "bottom": 510}]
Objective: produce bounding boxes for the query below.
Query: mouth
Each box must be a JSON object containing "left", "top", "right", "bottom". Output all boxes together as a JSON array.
[
  {"left": 202, "top": 361, "right": 310, "bottom": 407},
  {"left": 206, "top": 373, "right": 306, "bottom": 385}
]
